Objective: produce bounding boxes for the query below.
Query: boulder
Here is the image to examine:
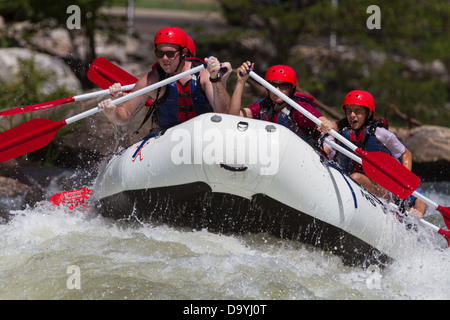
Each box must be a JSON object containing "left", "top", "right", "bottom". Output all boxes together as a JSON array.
[
  {"left": 0, "top": 175, "right": 44, "bottom": 223},
  {"left": 29, "top": 27, "right": 73, "bottom": 58},
  {"left": 0, "top": 175, "right": 42, "bottom": 198},
  {"left": 0, "top": 47, "right": 82, "bottom": 95},
  {"left": 391, "top": 125, "right": 450, "bottom": 181}
]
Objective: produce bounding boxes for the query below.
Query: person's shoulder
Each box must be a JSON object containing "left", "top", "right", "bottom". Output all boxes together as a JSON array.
[
  {"left": 248, "top": 100, "right": 262, "bottom": 110},
  {"left": 373, "top": 126, "right": 391, "bottom": 140},
  {"left": 373, "top": 126, "right": 400, "bottom": 145},
  {"left": 295, "top": 92, "right": 316, "bottom": 104},
  {"left": 146, "top": 68, "right": 161, "bottom": 82},
  {"left": 245, "top": 100, "right": 263, "bottom": 118},
  {"left": 374, "top": 126, "right": 391, "bottom": 135},
  {"left": 151, "top": 61, "right": 160, "bottom": 70},
  {"left": 139, "top": 68, "right": 161, "bottom": 89}
]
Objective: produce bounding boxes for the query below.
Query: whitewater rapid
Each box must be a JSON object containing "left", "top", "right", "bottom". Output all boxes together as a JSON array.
[{"left": 0, "top": 182, "right": 449, "bottom": 300}]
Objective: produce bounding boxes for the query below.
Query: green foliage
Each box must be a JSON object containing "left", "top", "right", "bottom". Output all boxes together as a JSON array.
[
  {"left": 315, "top": 58, "right": 450, "bottom": 127},
  {"left": 121, "top": 0, "right": 220, "bottom": 12},
  {"left": 0, "top": 58, "right": 79, "bottom": 166},
  {"left": 0, "top": 58, "right": 73, "bottom": 122},
  {"left": 0, "top": 0, "right": 448, "bottom": 127},
  {"left": 218, "top": 0, "right": 449, "bottom": 127},
  {"left": 220, "top": 0, "right": 330, "bottom": 64},
  {"left": 0, "top": 0, "right": 112, "bottom": 22},
  {"left": 363, "top": 61, "right": 449, "bottom": 127},
  {"left": 0, "top": 0, "right": 124, "bottom": 86}
]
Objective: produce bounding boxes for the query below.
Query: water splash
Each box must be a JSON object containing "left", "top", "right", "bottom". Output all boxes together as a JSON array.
[{"left": 0, "top": 182, "right": 449, "bottom": 300}]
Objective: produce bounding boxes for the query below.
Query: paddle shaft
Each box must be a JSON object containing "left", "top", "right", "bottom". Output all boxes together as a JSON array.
[
  {"left": 0, "top": 85, "right": 135, "bottom": 117},
  {"left": 63, "top": 64, "right": 205, "bottom": 125},
  {"left": 0, "top": 64, "right": 205, "bottom": 161},
  {"left": 326, "top": 137, "right": 450, "bottom": 244},
  {"left": 248, "top": 70, "right": 362, "bottom": 152},
  {"left": 325, "top": 138, "right": 450, "bottom": 221},
  {"left": 73, "top": 84, "right": 134, "bottom": 101},
  {"left": 421, "top": 219, "right": 450, "bottom": 244}
]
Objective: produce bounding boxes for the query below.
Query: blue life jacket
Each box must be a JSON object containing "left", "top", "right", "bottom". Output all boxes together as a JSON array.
[
  {"left": 154, "top": 62, "right": 213, "bottom": 129},
  {"left": 338, "top": 119, "right": 391, "bottom": 174}
]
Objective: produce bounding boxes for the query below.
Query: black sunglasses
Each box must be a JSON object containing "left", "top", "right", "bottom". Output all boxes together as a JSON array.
[
  {"left": 154, "top": 49, "right": 180, "bottom": 59},
  {"left": 268, "top": 81, "right": 293, "bottom": 91}
]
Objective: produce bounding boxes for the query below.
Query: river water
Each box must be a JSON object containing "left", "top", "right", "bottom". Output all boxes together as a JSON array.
[{"left": 0, "top": 175, "right": 449, "bottom": 301}]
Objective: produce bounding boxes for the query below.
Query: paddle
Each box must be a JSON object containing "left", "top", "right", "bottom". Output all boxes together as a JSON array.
[
  {"left": 325, "top": 138, "right": 450, "bottom": 231},
  {"left": 87, "top": 57, "right": 140, "bottom": 90},
  {"left": 0, "top": 57, "right": 140, "bottom": 118},
  {"left": 328, "top": 139, "right": 450, "bottom": 245},
  {"left": 420, "top": 219, "right": 450, "bottom": 246},
  {"left": 0, "top": 63, "right": 206, "bottom": 162},
  {"left": 0, "top": 84, "right": 135, "bottom": 117},
  {"left": 50, "top": 58, "right": 152, "bottom": 209},
  {"left": 246, "top": 69, "right": 421, "bottom": 200},
  {"left": 86, "top": 56, "right": 216, "bottom": 106},
  {"left": 49, "top": 58, "right": 210, "bottom": 209},
  {"left": 49, "top": 187, "right": 91, "bottom": 210},
  {"left": 247, "top": 70, "right": 450, "bottom": 229},
  {"left": 87, "top": 57, "right": 154, "bottom": 108},
  {"left": 246, "top": 70, "right": 450, "bottom": 244}
]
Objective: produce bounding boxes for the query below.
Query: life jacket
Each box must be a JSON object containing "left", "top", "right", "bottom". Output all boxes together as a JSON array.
[
  {"left": 258, "top": 93, "right": 317, "bottom": 142},
  {"left": 338, "top": 117, "right": 391, "bottom": 174},
  {"left": 136, "top": 58, "right": 212, "bottom": 133},
  {"left": 156, "top": 61, "right": 213, "bottom": 129}
]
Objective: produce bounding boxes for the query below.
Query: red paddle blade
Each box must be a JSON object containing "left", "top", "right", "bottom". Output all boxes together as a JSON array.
[
  {"left": 436, "top": 205, "right": 450, "bottom": 231},
  {"left": 88, "top": 57, "right": 138, "bottom": 89},
  {"left": 0, "top": 97, "right": 75, "bottom": 117},
  {"left": 87, "top": 57, "right": 152, "bottom": 107},
  {"left": 0, "top": 118, "right": 65, "bottom": 162},
  {"left": 49, "top": 188, "right": 91, "bottom": 210},
  {"left": 438, "top": 228, "right": 450, "bottom": 247},
  {"left": 437, "top": 205, "right": 450, "bottom": 221},
  {"left": 357, "top": 149, "right": 421, "bottom": 199}
]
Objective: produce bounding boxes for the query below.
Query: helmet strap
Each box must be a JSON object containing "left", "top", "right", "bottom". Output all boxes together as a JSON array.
[
  {"left": 363, "top": 107, "right": 374, "bottom": 126},
  {"left": 174, "top": 48, "right": 186, "bottom": 73}
]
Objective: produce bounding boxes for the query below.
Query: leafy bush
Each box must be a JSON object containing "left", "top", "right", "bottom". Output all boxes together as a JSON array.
[{"left": 0, "top": 58, "right": 79, "bottom": 166}]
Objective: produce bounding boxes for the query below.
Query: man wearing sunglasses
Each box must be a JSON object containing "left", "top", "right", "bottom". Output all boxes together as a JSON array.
[
  {"left": 99, "top": 27, "right": 231, "bottom": 132},
  {"left": 230, "top": 61, "right": 336, "bottom": 146}
]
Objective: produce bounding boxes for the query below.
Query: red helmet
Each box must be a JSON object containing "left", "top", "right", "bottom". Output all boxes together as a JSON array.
[
  {"left": 154, "top": 27, "right": 188, "bottom": 48},
  {"left": 342, "top": 90, "right": 375, "bottom": 114},
  {"left": 265, "top": 65, "right": 297, "bottom": 90},
  {"left": 186, "top": 36, "right": 196, "bottom": 57}
]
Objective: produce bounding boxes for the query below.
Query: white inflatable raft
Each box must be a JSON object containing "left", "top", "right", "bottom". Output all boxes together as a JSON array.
[{"left": 92, "top": 113, "right": 413, "bottom": 267}]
